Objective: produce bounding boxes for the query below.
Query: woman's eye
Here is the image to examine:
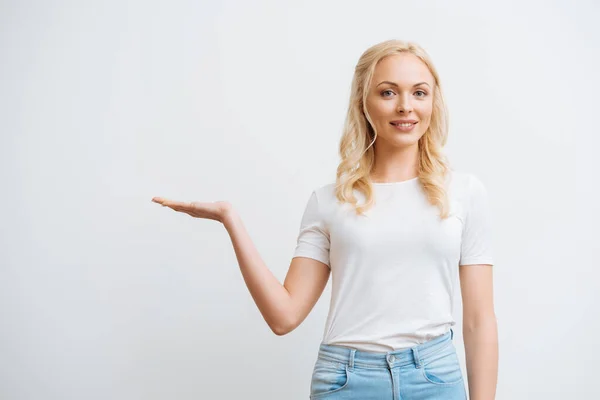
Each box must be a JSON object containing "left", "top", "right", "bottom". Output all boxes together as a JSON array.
[{"left": 381, "top": 89, "right": 428, "bottom": 98}]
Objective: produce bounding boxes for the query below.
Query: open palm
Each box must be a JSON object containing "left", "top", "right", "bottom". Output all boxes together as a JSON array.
[{"left": 152, "top": 197, "right": 233, "bottom": 223}]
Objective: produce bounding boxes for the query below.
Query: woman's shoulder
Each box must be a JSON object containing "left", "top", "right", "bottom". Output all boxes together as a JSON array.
[
  {"left": 447, "top": 169, "right": 486, "bottom": 191},
  {"left": 447, "top": 170, "right": 491, "bottom": 210},
  {"left": 311, "top": 182, "right": 337, "bottom": 204}
]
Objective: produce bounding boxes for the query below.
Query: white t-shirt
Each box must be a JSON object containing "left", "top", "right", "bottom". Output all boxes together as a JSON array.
[{"left": 293, "top": 170, "right": 494, "bottom": 352}]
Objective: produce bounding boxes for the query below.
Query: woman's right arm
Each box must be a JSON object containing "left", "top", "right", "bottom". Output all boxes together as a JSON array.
[{"left": 223, "top": 210, "right": 330, "bottom": 336}]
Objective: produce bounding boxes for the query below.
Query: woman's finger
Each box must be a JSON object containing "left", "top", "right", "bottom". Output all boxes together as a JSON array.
[
  {"left": 152, "top": 197, "right": 230, "bottom": 222},
  {"left": 153, "top": 197, "right": 177, "bottom": 209},
  {"left": 165, "top": 202, "right": 192, "bottom": 212},
  {"left": 155, "top": 198, "right": 187, "bottom": 209}
]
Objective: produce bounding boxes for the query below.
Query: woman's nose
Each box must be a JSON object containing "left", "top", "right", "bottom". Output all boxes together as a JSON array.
[{"left": 397, "top": 95, "right": 413, "bottom": 113}]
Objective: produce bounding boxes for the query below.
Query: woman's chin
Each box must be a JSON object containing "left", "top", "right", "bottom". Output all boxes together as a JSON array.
[{"left": 387, "top": 132, "right": 422, "bottom": 145}]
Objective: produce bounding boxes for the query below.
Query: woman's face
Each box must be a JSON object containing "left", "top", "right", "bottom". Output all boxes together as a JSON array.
[{"left": 365, "top": 53, "right": 435, "bottom": 149}]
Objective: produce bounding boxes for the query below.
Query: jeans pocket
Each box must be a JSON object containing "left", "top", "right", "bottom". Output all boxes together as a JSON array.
[
  {"left": 310, "top": 358, "right": 351, "bottom": 398},
  {"left": 421, "top": 345, "right": 464, "bottom": 386}
]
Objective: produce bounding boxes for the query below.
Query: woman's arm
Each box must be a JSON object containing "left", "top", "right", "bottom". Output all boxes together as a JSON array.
[
  {"left": 222, "top": 210, "right": 294, "bottom": 334},
  {"left": 152, "top": 198, "right": 330, "bottom": 336},
  {"left": 223, "top": 209, "right": 330, "bottom": 335},
  {"left": 459, "top": 264, "right": 499, "bottom": 400}
]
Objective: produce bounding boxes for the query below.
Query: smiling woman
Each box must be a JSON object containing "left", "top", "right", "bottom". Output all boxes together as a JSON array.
[
  {"left": 365, "top": 54, "right": 435, "bottom": 166},
  {"left": 153, "top": 39, "right": 497, "bottom": 400}
]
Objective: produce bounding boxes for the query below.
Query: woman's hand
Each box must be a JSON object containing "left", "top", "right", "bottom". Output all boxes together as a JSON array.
[{"left": 152, "top": 197, "right": 234, "bottom": 224}]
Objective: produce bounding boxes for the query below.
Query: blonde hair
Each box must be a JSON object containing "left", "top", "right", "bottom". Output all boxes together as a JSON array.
[{"left": 335, "top": 39, "right": 451, "bottom": 219}]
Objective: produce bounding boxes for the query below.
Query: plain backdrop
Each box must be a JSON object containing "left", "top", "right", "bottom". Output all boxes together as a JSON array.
[{"left": 1, "top": 0, "right": 598, "bottom": 399}]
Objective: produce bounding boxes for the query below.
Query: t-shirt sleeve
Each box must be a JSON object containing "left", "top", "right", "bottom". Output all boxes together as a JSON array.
[
  {"left": 459, "top": 175, "right": 494, "bottom": 266},
  {"left": 292, "top": 190, "right": 331, "bottom": 267}
]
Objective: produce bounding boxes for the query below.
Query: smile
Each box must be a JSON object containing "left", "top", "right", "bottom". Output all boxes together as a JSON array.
[{"left": 390, "top": 121, "right": 418, "bottom": 132}]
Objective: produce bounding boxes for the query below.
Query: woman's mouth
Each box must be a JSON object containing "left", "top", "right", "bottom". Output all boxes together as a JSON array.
[{"left": 390, "top": 121, "right": 418, "bottom": 132}]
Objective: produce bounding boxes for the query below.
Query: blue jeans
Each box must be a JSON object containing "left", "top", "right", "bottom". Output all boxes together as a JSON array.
[{"left": 309, "top": 329, "right": 467, "bottom": 399}]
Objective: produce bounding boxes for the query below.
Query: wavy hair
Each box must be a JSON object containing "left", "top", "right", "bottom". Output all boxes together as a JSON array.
[{"left": 335, "top": 39, "right": 451, "bottom": 219}]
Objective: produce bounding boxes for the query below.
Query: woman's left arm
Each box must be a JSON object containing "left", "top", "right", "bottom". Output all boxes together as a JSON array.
[{"left": 459, "top": 264, "right": 498, "bottom": 400}]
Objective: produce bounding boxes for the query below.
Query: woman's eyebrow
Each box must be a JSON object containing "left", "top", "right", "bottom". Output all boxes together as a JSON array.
[{"left": 376, "top": 81, "right": 430, "bottom": 88}]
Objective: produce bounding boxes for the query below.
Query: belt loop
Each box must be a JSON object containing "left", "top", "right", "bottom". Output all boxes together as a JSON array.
[
  {"left": 450, "top": 328, "right": 454, "bottom": 340},
  {"left": 412, "top": 347, "right": 422, "bottom": 369},
  {"left": 349, "top": 349, "right": 356, "bottom": 369}
]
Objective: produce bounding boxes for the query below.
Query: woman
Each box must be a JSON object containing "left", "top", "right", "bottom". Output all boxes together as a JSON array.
[{"left": 152, "top": 39, "right": 498, "bottom": 400}]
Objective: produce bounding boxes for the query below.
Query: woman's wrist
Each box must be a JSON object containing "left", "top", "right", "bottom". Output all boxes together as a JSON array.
[{"left": 221, "top": 206, "right": 239, "bottom": 228}]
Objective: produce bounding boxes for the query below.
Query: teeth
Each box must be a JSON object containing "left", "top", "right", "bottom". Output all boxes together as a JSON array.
[{"left": 394, "top": 123, "right": 414, "bottom": 127}]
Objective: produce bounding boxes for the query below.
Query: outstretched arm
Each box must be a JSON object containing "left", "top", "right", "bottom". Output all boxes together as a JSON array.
[
  {"left": 152, "top": 197, "right": 329, "bottom": 335},
  {"left": 223, "top": 210, "right": 330, "bottom": 335}
]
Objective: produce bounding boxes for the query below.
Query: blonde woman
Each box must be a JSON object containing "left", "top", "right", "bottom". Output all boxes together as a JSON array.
[{"left": 153, "top": 39, "right": 498, "bottom": 400}]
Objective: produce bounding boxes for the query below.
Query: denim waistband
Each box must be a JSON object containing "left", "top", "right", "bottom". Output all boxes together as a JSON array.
[{"left": 317, "top": 329, "right": 454, "bottom": 369}]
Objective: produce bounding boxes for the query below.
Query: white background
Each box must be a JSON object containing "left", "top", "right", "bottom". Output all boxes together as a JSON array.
[{"left": 1, "top": 0, "right": 598, "bottom": 399}]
